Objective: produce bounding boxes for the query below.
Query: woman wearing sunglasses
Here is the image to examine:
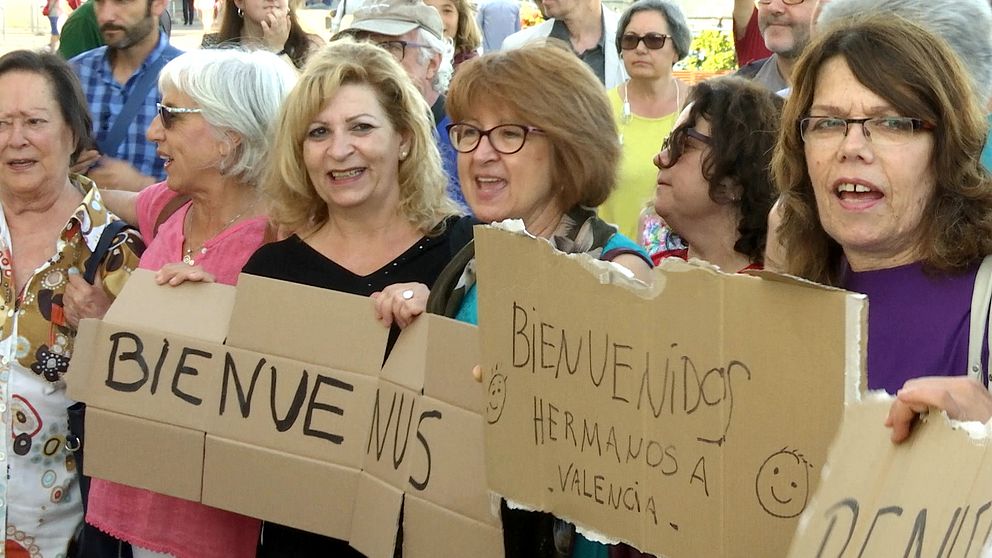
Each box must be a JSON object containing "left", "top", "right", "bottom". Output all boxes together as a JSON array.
[
  {"left": 599, "top": 0, "right": 691, "bottom": 244},
  {"left": 650, "top": 76, "right": 782, "bottom": 273},
  {"left": 82, "top": 48, "right": 298, "bottom": 558}
]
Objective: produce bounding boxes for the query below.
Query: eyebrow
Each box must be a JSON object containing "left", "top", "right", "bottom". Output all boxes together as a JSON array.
[{"left": 808, "top": 104, "right": 899, "bottom": 117}]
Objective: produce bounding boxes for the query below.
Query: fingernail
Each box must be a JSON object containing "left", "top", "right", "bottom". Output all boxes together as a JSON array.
[{"left": 68, "top": 267, "right": 79, "bottom": 275}]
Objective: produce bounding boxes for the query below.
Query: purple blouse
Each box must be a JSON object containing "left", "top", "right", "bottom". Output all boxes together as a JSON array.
[{"left": 844, "top": 260, "right": 987, "bottom": 394}]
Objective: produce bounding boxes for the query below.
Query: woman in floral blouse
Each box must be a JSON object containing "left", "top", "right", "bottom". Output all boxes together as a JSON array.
[{"left": 0, "top": 50, "right": 143, "bottom": 557}]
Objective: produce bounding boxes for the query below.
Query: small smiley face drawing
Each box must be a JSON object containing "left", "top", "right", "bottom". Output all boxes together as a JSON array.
[
  {"left": 486, "top": 372, "right": 507, "bottom": 424},
  {"left": 755, "top": 447, "right": 812, "bottom": 518}
]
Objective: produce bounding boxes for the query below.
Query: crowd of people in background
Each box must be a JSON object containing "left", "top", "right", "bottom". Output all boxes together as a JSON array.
[{"left": 1, "top": 0, "right": 992, "bottom": 555}]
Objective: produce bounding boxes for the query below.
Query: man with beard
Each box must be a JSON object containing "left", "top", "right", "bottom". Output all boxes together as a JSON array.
[
  {"left": 69, "top": 0, "right": 182, "bottom": 192},
  {"left": 735, "top": 0, "right": 814, "bottom": 92}
]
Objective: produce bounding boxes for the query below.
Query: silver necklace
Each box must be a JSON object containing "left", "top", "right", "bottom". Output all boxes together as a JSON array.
[{"left": 182, "top": 198, "right": 259, "bottom": 265}]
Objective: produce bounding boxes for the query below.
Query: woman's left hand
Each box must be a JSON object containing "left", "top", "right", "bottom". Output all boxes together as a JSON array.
[
  {"left": 63, "top": 267, "right": 113, "bottom": 327},
  {"left": 371, "top": 282, "right": 430, "bottom": 329},
  {"left": 155, "top": 263, "right": 216, "bottom": 286},
  {"left": 261, "top": 8, "right": 291, "bottom": 53},
  {"left": 885, "top": 376, "right": 992, "bottom": 443}
]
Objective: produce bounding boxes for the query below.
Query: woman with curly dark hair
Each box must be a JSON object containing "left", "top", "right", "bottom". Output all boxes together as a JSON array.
[{"left": 651, "top": 76, "right": 782, "bottom": 271}]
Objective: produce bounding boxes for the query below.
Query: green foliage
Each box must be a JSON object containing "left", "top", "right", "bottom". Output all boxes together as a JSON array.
[{"left": 680, "top": 29, "right": 737, "bottom": 72}]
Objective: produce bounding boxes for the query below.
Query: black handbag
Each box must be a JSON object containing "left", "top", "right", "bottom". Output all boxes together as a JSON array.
[{"left": 65, "top": 219, "right": 133, "bottom": 512}]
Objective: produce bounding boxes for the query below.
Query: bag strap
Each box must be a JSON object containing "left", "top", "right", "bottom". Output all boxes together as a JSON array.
[
  {"left": 96, "top": 53, "right": 169, "bottom": 157},
  {"left": 152, "top": 194, "right": 191, "bottom": 238},
  {"left": 82, "top": 220, "right": 132, "bottom": 285},
  {"left": 967, "top": 254, "right": 992, "bottom": 387}
]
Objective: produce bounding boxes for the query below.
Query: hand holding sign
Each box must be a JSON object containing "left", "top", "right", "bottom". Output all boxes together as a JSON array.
[{"left": 885, "top": 376, "right": 992, "bottom": 443}]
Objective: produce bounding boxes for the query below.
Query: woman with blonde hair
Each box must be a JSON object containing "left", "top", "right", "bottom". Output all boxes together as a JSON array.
[{"left": 245, "top": 39, "right": 471, "bottom": 553}]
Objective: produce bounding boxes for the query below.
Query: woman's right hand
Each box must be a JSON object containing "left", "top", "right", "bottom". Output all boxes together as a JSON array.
[
  {"left": 155, "top": 263, "right": 216, "bottom": 286},
  {"left": 261, "top": 8, "right": 291, "bottom": 53},
  {"left": 885, "top": 376, "right": 992, "bottom": 443},
  {"left": 371, "top": 282, "right": 430, "bottom": 329}
]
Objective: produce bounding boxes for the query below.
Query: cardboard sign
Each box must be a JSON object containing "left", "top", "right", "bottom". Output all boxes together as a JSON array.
[
  {"left": 789, "top": 398, "right": 992, "bottom": 557},
  {"left": 474, "top": 227, "right": 866, "bottom": 557},
  {"left": 67, "top": 270, "right": 502, "bottom": 558}
]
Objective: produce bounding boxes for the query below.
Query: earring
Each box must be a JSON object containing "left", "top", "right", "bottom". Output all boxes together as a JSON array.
[
  {"left": 237, "top": 7, "right": 243, "bottom": 17},
  {"left": 400, "top": 150, "right": 409, "bottom": 160}
]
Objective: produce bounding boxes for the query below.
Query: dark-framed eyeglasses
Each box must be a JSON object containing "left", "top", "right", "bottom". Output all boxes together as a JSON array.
[
  {"left": 619, "top": 32, "right": 671, "bottom": 50},
  {"left": 447, "top": 122, "right": 545, "bottom": 155},
  {"left": 156, "top": 103, "right": 204, "bottom": 129},
  {"left": 754, "top": 0, "right": 807, "bottom": 6},
  {"left": 374, "top": 40, "right": 431, "bottom": 61},
  {"left": 799, "top": 116, "right": 934, "bottom": 147},
  {"left": 658, "top": 126, "right": 712, "bottom": 165}
]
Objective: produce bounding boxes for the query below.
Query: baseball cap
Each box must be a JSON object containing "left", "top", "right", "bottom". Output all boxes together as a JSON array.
[{"left": 343, "top": 0, "right": 444, "bottom": 41}]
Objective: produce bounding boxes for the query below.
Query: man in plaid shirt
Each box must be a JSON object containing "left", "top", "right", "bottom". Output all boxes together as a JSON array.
[{"left": 70, "top": 0, "right": 182, "bottom": 192}]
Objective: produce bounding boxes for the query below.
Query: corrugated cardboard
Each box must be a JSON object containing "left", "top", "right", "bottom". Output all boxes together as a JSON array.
[
  {"left": 474, "top": 226, "right": 865, "bottom": 557},
  {"left": 789, "top": 398, "right": 992, "bottom": 557},
  {"left": 66, "top": 270, "right": 502, "bottom": 558}
]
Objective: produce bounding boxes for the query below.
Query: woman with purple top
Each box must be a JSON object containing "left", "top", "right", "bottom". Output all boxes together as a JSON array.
[{"left": 773, "top": 16, "right": 992, "bottom": 442}]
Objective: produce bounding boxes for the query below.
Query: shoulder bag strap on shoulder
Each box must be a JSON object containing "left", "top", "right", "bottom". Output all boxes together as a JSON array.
[
  {"left": 967, "top": 254, "right": 992, "bottom": 388},
  {"left": 82, "top": 219, "right": 132, "bottom": 285},
  {"left": 96, "top": 53, "right": 169, "bottom": 157}
]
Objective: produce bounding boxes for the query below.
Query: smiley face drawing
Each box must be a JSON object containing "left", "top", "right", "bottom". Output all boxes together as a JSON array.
[
  {"left": 755, "top": 447, "right": 812, "bottom": 518},
  {"left": 486, "top": 371, "right": 507, "bottom": 424}
]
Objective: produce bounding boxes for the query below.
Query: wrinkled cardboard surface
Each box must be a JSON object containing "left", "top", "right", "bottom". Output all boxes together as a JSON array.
[
  {"left": 474, "top": 227, "right": 865, "bottom": 557},
  {"left": 789, "top": 398, "right": 992, "bottom": 557},
  {"left": 67, "top": 269, "right": 502, "bottom": 558}
]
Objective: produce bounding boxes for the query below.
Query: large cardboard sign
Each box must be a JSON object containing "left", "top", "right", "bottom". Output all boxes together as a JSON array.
[
  {"left": 789, "top": 398, "right": 992, "bottom": 557},
  {"left": 67, "top": 270, "right": 502, "bottom": 558},
  {"left": 474, "top": 227, "right": 865, "bottom": 557}
]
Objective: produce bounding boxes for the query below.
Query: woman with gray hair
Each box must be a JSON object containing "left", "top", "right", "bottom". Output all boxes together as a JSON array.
[
  {"left": 80, "top": 48, "right": 298, "bottom": 558},
  {"left": 601, "top": 0, "right": 692, "bottom": 242}
]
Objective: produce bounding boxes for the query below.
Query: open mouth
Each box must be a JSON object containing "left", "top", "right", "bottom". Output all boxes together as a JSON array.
[
  {"left": 835, "top": 182, "right": 883, "bottom": 204},
  {"left": 7, "top": 159, "right": 36, "bottom": 171},
  {"left": 329, "top": 168, "right": 365, "bottom": 181}
]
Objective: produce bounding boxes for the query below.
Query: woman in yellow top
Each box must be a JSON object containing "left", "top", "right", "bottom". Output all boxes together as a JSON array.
[{"left": 602, "top": 0, "right": 691, "bottom": 240}]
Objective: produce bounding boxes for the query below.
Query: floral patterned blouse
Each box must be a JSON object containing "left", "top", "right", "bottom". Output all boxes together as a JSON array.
[{"left": 0, "top": 175, "right": 142, "bottom": 558}]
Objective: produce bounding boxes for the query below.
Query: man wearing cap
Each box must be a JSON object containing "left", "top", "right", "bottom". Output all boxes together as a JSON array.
[
  {"left": 500, "top": 0, "right": 625, "bottom": 88},
  {"left": 335, "top": 0, "right": 466, "bottom": 209}
]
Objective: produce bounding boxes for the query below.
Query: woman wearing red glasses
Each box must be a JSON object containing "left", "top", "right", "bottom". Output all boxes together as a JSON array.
[{"left": 599, "top": 0, "right": 691, "bottom": 245}]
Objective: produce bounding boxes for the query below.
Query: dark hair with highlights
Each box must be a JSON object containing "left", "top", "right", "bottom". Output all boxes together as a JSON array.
[
  {"left": 659, "top": 76, "right": 783, "bottom": 264},
  {"left": 773, "top": 15, "right": 992, "bottom": 285},
  {"left": 0, "top": 49, "right": 93, "bottom": 164}
]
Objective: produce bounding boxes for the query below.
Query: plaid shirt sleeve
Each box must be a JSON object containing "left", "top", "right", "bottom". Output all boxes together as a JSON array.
[{"left": 70, "top": 33, "right": 183, "bottom": 182}]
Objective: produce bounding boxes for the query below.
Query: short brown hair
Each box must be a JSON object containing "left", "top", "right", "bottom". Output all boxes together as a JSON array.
[
  {"left": 773, "top": 15, "right": 992, "bottom": 285},
  {"left": 264, "top": 39, "right": 460, "bottom": 233},
  {"left": 446, "top": 41, "right": 620, "bottom": 209}
]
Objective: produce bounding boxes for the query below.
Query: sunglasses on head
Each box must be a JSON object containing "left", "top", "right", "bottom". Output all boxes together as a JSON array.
[
  {"left": 620, "top": 32, "right": 671, "bottom": 50},
  {"left": 156, "top": 103, "right": 204, "bottom": 129}
]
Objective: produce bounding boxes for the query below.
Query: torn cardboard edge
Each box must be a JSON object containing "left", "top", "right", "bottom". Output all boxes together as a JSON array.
[
  {"left": 475, "top": 226, "right": 864, "bottom": 558},
  {"left": 789, "top": 396, "right": 992, "bottom": 557},
  {"left": 67, "top": 269, "right": 502, "bottom": 558}
]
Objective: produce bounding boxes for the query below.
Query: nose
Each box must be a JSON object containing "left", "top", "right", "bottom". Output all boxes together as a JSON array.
[
  {"left": 146, "top": 114, "right": 164, "bottom": 142},
  {"left": 836, "top": 122, "right": 874, "bottom": 162},
  {"left": 654, "top": 148, "right": 670, "bottom": 169},
  {"left": 471, "top": 134, "right": 499, "bottom": 163},
  {"left": 326, "top": 132, "right": 354, "bottom": 160},
  {"left": 5, "top": 121, "right": 29, "bottom": 147}
]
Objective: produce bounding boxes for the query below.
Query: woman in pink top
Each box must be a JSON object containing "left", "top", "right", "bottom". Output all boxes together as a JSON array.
[{"left": 83, "top": 49, "right": 298, "bottom": 558}]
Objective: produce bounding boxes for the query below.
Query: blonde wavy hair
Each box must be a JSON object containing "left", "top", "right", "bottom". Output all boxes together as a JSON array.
[{"left": 264, "top": 38, "right": 460, "bottom": 234}]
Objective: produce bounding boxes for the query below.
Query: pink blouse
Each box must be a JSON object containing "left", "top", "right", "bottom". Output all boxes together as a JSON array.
[{"left": 85, "top": 182, "right": 266, "bottom": 558}]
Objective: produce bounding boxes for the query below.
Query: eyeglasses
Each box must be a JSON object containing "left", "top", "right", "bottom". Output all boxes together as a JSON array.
[
  {"left": 754, "top": 0, "right": 807, "bottom": 6},
  {"left": 619, "top": 33, "right": 671, "bottom": 50},
  {"left": 658, "top": 126, "right": 712, "bottom": 166},
  {"left": 447, "top": 123, "right": 544, "bottom": 155},
  {"left": 156, "top": 103, "right": 203, "bottom": 129},
  {"left": 799, "top": 116, "right": 934, "bottom": 147},
  {"left": 374, "top": 40, "right": 430, "bottom": 61}
]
